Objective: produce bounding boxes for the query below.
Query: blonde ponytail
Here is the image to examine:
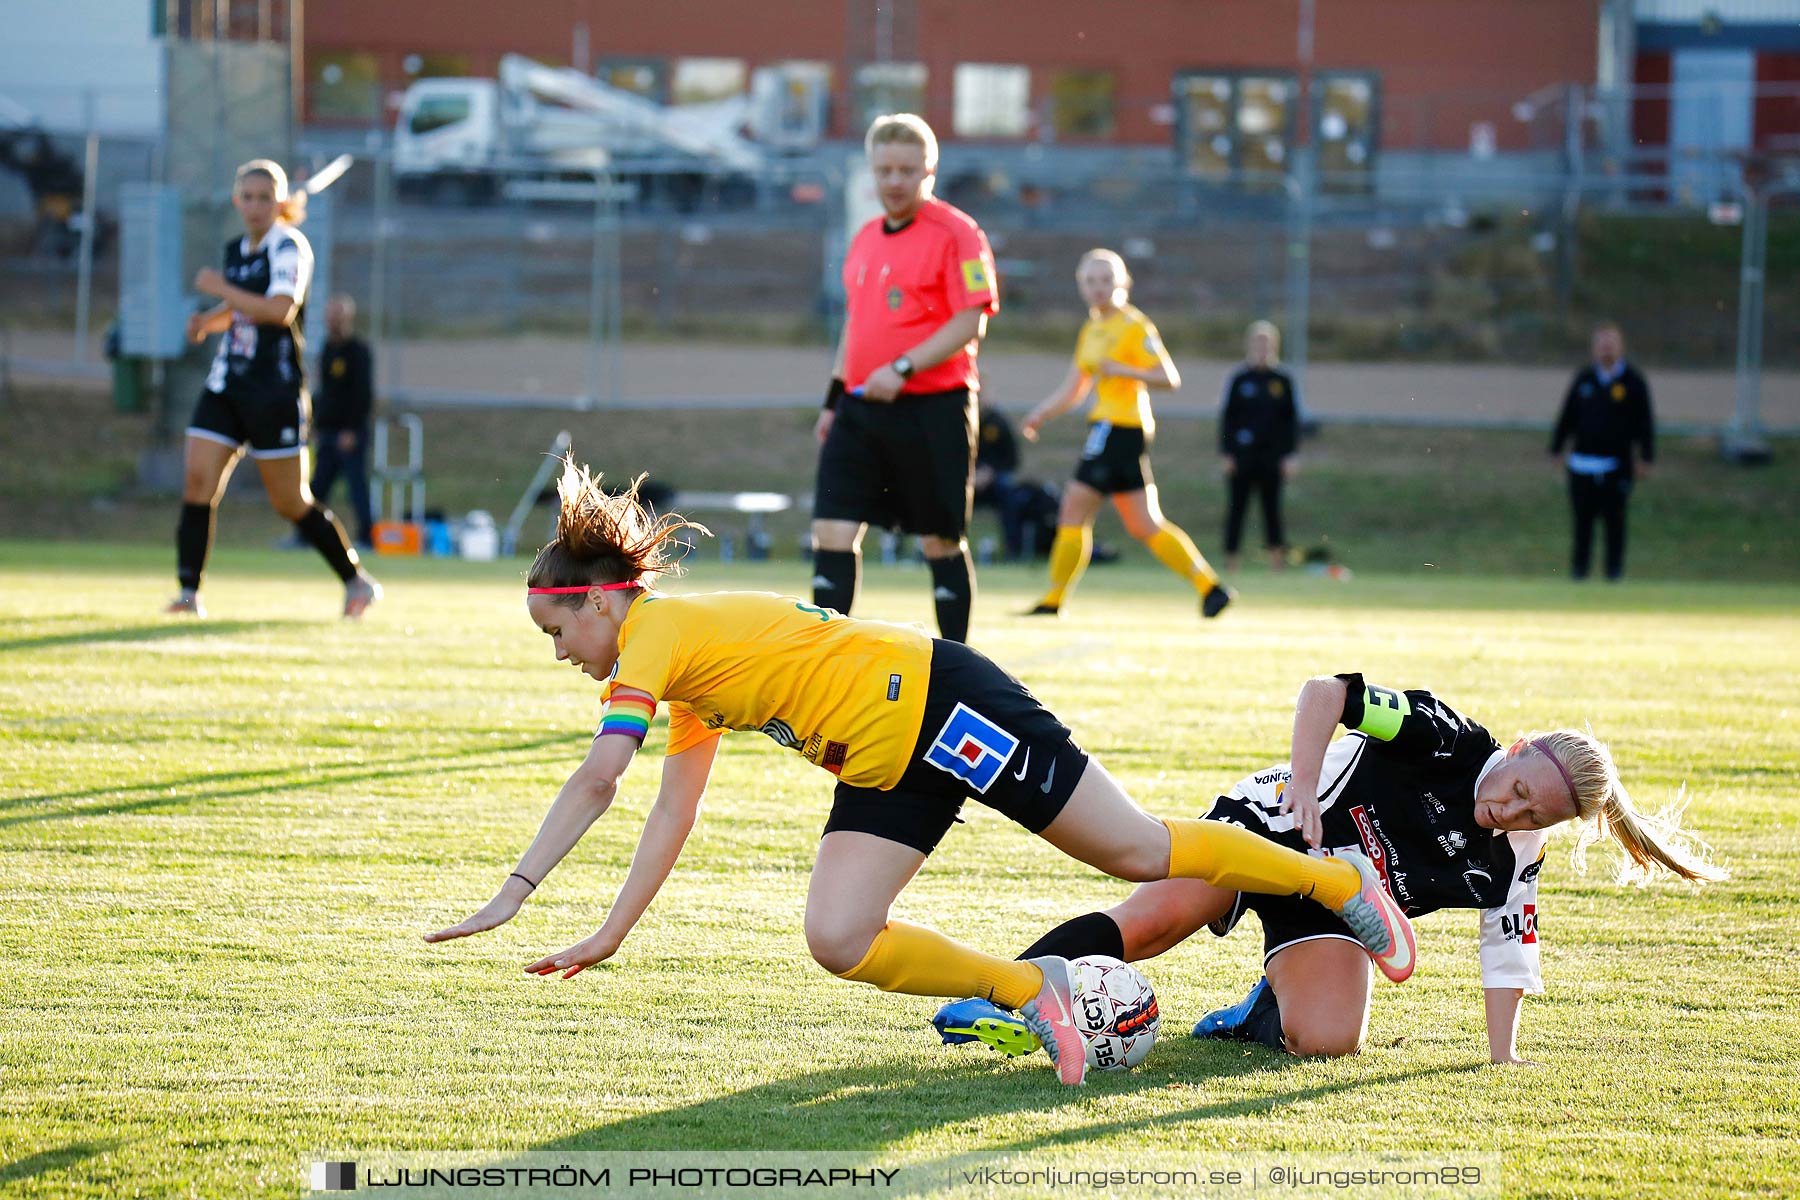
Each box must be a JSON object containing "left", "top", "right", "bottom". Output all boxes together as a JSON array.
[{"left": 1528, "top": 729, "right": 1728, "bottom": 884}]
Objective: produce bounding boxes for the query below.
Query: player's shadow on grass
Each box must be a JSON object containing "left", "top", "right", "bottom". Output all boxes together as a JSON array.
[
  {"left": 0, "top": 619, "right": 295, "bottom": 652},
  {"left": 0, "top": 1140, "right": 122, "bottom": 1189},
  {"left": 526, "top": 1050, "right": 1480, "bottom": 1159},
  {"left": 0, "top": 733, "right": 589, "bottom": 826}
]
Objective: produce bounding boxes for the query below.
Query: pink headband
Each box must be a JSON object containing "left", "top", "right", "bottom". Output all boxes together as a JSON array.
[
  {"left": 1531, "top": 738, "right": 1578, "bottom": 803},
  {"left": 528, "top": 582, "right": 643, "bottom": 595}
]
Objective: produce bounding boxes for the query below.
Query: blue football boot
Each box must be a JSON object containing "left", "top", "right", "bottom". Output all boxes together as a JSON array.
[
  {"left": 1192, "top": 976, "right": 1274, "bottom": 1041},
  {"left": 931, "top": 997, "right": 1042, "bottom": 1058}
]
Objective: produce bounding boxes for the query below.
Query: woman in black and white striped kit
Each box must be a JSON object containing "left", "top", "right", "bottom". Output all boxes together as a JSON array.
[{"left": 170, "top": 159, "right": 379, "bottom": 618}]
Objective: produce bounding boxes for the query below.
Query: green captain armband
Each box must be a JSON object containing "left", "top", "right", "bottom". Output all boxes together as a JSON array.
[{"left": 1355, "top": 684, "right": 1411, "bottom": 741}]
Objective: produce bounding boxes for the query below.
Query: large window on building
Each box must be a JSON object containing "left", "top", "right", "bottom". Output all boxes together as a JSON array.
[
  {"left": 312, "top": 51, "right": 381, "bottom": 123},
  {"left": 954, "top": 63, "right": 1031, "bottom": 138},
  {"left": 1315, "top": 72, "right": 1380, "bottom": 188},
  {"left": 854, "top": 62, "right": 927, "bottom": 127},
  {"left": 1236, "top": 75, "right": 1295, "bottom": 176},
  {"left": 673, "top": 57, "right": 747, "bottom": 106},
  {"left": 1050, "top": 70, "right": 1116, "bottom": 138},
  {"left": 597, "top": 58, "right": 667, "bottom": 103},
  {"left": 402, "top": 53, "right": 472, "bottom": 79},
  {"left": 1175, "top": 74, "right": 1234, "bottom": 177},
  {"left": 1174, "top": 70, "right": 1299, "bottom": 181}
]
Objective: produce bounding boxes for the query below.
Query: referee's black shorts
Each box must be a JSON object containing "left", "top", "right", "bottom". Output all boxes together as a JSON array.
[
  {"left": 822, "top": 639, "right": 1089, "bottom": 856},
  {"left": 1071, "top": 421, "right": 1152, "bottom": 495},
  {"left": 813, "top": 388, "right": 976, "bottom": 538}
]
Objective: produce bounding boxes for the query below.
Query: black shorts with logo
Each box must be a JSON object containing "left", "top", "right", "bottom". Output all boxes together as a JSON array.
[
  {"left": 187, "top": 383, "right": 311, "bottom": 459},
  {"left": 813, "top": 388, "right": 976, "bottom": 538},
  {"left": 823, "top": 639, "right": 1089, "bottom": 855},
  {"left": 1201, "top": 793, "right": 1361, "bottom": 965},
  {"left": 1072, "top": 421, "right": 1151, "bottom": 495}
]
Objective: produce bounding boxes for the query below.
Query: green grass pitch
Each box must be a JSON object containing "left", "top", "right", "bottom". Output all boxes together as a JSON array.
[{"left": 2, "top": 543, "right": 1796, "bottom": 1197}]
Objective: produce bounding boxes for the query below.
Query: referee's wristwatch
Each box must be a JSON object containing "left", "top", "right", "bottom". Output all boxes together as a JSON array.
[{"left": 890, "top": 355, "right": 915, "bottom": 380}]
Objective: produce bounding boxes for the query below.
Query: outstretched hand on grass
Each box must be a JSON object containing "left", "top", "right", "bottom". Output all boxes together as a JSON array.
[
  {"left": 525, "top": 931, "right": 620, "bottom": 980},
  {"left": 424, "top": 891, "right": 525, "bottom": 944}
]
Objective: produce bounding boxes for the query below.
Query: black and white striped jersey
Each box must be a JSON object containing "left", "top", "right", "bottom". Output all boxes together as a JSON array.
[
  {"left": 1219, "top": 675, "right": 1548, "bottom": 992},
  {"left": 204, "top": 222, "right": 313, "bottom": 396}
]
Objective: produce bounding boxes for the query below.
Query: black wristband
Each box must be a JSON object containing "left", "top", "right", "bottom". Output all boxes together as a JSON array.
[
  {"left": 824, "top": 378, "right": 846, "bottom": 411},
  {"left": 508, "top": 872, "right": 538, "bottom": 892}
]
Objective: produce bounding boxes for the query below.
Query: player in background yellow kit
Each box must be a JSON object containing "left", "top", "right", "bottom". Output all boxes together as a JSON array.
[
  {"left": 1021, "top": 249, "right": 1231, "bottom": 618},
  {"left": 424, "top": 457, "right": 1414, "bottom": 1086}
]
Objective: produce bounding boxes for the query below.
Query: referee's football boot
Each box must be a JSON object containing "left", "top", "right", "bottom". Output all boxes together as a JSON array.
[
  {"left": 1330, "top": 848, "right": 1417, "bottom": 983},
  {"left": 1019, "top": 955, "right": 1087, "bottom": 1086},
  {"left": 932, "top": 997, "right": 1041, "bottom": 1057},
  {"left": 1192, "top": 976, "right": 1273, "bottom": 1041},
  {"left": 1201, "top": 583, "right": 1235, "bottom": 618}
]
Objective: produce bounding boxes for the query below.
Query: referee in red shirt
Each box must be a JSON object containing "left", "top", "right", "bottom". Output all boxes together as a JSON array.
[{"left": 812, "top": 113, "right": 999, "bottom": 642}]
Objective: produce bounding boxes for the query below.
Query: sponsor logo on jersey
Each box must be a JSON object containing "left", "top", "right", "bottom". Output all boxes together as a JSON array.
[
  {"left": 1461, "top": 867, "right": 1493, "bottom": 902},
  {"left": 803, "top": 732, "right": 823, "bottom": 760},
  {"left": 1519, "top": 851, "right": 1545, "bottom": 884},
  {"left": 960, "top": 258, "right": 990, "bottom": 294},
  {"left": 1611, "top": 382, "right": 1627, "bottom": 401},
  {"left": 1253, "top": 768, "right": 1289, "bottom": 787},
  {"left": 821, "top": 741, "right": 849, "bottom": 774},
  {"left": 886, "top": 285, "right": 903, "bottom": 311},
  {"left": 923, "top": 702, "right": 1019, "bottom": 794},
  {"left": 1269, "top": 378, "right": 1285, "bottom": 396},
  {"left": 281, "top": 427, "right": 297, "bottom": 445},
  {"left": 1436, "top": 829, "right": 1467, "bottom": 855},
  {"left": 1500, "top": 904, "right": 1537, "bottom": 943},
  {"left": 1421, "top": 791, "right": 1445, "bottom": 817},
  {"left": 1348, "top": 804, "right": 1401, "bottom": 900},
  {"left": 887, "top": 673, "right": 902, "bottom": 702},
  {"left": 758, "top": 718, "right": 800, "bottom": 749}
]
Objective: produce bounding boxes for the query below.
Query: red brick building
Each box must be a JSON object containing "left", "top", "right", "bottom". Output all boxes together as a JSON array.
[{"left": 302, "top": 0, "right": 1605, "bottom": 162}]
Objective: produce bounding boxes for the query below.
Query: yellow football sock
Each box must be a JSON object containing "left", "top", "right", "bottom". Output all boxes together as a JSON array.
[
  {"left": 1038, "top": 525, "right": 1091, "bottom": 609},
  {"left": 1145, "top": 525, "right": 1220, "bottom": 591},
  {"left": 1163, "top": 818, "right": 1360, "bottom": 908},
  {"left": 835, "top": 920, "right": 1044, "bottom": 1009}
]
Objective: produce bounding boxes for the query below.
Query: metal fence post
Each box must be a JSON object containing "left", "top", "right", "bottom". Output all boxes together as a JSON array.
[{"left": 74, "top": 90, "right": 101, "bottom": 363}]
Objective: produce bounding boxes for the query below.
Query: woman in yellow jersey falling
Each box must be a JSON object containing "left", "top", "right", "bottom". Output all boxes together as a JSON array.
[
  {"left": 1021, "top": 249, "right": 1232, "bottom": 618},
  {"left": 425, "top": 457, "right": 1412, "bottom": 1087}
]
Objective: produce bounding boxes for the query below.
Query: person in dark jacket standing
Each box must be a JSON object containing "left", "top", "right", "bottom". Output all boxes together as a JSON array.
[
  {"left": 1549, "top": 323, "right": 1655, "bottom": 581},
  {"left": 1219, "top": 321, "right": 1299, "bottom": 573},
  {"left": 310, "top": 295, "right": 375, "bottom": 548}
]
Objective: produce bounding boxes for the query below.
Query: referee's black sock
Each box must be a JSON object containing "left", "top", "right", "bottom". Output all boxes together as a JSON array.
[
  {"left": 296, "top": 504, "right": 360, "bottom": 583},
  {"left": 1016, "top": 912, "right": 1125, "bottom": 963},
  {"left": 811, "top": 548, "right": 859, "bottom": 616},
  {"left": 928, "top": 550, "right": 974, "bottom": 643},
  {"left": 176, "top": 502, "right": 215, "bottom": 592}
]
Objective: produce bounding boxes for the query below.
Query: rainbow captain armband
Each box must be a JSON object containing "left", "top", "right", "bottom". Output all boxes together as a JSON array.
[
  {"left": 597, "top": 694, "right": 656, "bottom": 743},
  {"left": 1354, "top": 683, "right": 1411, "bottom": 741}
]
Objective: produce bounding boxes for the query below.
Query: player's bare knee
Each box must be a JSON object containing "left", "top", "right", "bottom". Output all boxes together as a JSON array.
[
  {"left": 804, "top": 919, "right": 873, "bottom": 977},
  {"left": 1283, "top": 1023, "right": 1362, "bottom": 1057},
  {"left": 271, "top": 496, "right": 311, "bottom": 522}
]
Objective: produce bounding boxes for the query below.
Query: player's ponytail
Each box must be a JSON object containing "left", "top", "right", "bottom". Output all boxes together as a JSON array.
[
  {"left": 526, "top": 455, "right": 708, "bottom": 606},
  {"left": 1528, "top": 729, "right": 1727, "bottom": 883},
  {"left": 234, "top": 158, "right": 307, "bottom": 226}
]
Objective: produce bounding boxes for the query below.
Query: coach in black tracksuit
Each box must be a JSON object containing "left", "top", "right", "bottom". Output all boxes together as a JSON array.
[
  {"left": 311, "top": 295, "right": 376, "bottom": 548},
  {"left": 1219, "top": 321, "right": 1299, "bottom": 572},
  {"left": 1549, "top": 324, "right": 1655, "bottom": 581}
]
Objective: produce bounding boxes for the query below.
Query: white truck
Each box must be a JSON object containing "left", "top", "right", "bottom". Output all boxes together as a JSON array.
[{"left": 393, "top": 54, "right": 824, "bottom": 203}]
